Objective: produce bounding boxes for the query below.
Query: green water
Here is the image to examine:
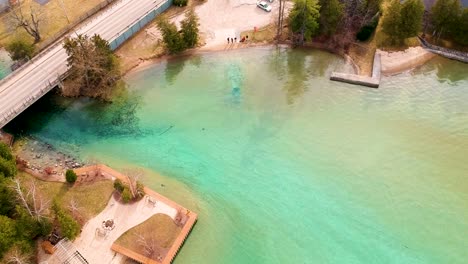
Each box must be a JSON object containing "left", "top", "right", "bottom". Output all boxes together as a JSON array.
[{"left": 7, "top": 47, "right": 468, "bottom": 263}]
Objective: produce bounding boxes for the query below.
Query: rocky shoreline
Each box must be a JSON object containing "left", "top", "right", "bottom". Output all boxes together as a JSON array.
[{"left": 14, "top": 136, "right": 85, "bottom": 182}]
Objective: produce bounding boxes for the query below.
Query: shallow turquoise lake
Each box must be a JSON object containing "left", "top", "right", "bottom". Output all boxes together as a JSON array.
[{"left": 7, "top": 47, "right": 468, "bottom": 263}]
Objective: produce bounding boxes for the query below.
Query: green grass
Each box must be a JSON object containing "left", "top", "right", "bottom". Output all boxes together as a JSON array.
[{"left": 17, "top": 172, "right": 114, "bottom": 224}]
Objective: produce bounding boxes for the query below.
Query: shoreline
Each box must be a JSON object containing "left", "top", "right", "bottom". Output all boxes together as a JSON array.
[
  {"left": 123, "top": 41, "right": 284, "bottom": 78},
  {"left": 123, "top": 40, "right": 438, "bottom": 79}
]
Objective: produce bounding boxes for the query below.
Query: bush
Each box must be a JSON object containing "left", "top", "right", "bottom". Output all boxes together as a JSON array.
[
  {"left": 113, "top": 179, "right": 124, "bottom": 193},
  {"left": 121, "top": 187, "right": 132, "bottom": 203},
  {"left": 0, "top": 215, "right": 16, "bottom": 258},
  {"left": 356, "top": 15, "right": 379, "bottom": 42},
  {"left": 0, "top": 143, "right": 16, "bottom": 178},
  {"left": 173, "top": 0, "right": 188, "bottom": 6},
  {"left": 53, "top": 202, "right": 80, "bottom": 240},
  {"left": 356, "top": 25, "right": 375, "bottom": 41},
  {"left": 0, "top": 156, "right": 17, "bottom": 178},
  {"left": 5, "top": 39, "right": 35, "bottom": 61},
  {"left": 65, "top": 170, "right": 77, "bottom": 184}
]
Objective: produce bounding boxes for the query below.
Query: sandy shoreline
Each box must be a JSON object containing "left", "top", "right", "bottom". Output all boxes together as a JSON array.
[{"left": 378, "top": 46, "right": 436, "bottom": 75}]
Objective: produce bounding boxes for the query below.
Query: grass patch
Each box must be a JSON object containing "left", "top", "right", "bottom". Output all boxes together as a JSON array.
[
  {"left": 17, "top": 172, "right": 114, "bottom": 224},
  {"left": 240, "top": 24, "right": 277, "bottom": 43},
  {"left": 0, "top": 0, "right": 109, "bottom": 47},
  {"left": 115, "top": 214, "right": 181, "bottom": 259}
]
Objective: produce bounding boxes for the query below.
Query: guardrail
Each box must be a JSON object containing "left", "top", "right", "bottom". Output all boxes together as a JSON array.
[
  {"left": 0, "top": 0, "right": 118, "bottom": 91},
  {"left": 109, "top": 0, "right": 173, "bottom": 50}
]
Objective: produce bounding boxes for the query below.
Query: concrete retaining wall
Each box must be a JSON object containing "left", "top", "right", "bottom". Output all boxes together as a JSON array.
[
  {"left": 330, "top": 53, "right": 381, "bottom": 88},
  {"left": 419, "top": 37, "right": 468, "bottom": 63}
]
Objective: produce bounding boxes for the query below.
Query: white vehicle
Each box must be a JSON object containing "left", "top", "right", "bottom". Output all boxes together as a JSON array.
[{"left": 257, "top": 1, "right": 272, "bottom": 12}]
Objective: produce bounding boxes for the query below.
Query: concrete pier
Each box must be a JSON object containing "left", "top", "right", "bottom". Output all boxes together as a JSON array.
[{"left": 330, "top": 53, "right": 381, "bottom": 88}]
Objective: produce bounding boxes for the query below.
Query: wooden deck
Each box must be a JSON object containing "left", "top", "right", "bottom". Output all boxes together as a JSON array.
[{"left": 73, "top": 165, "right": 198, "bottom": 264}]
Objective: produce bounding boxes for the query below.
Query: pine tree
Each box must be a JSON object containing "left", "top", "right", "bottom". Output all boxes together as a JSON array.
[
  {"left": 289, "top": 0, "right": 321, "bottom": 44},
  {"left": 431, "top": 0, "right": 462, "bottom": 38},
  {"left": 382, "top": 0, "right": 424, "bottom": 43},
  {"left": 318, "top": 0, "right": 344, "bottom": 36},
  {"left": 399, "top": 0, "right": 424, "bottom": 39},
  {"left": 181, "top": 9, "right": 199, "bottom": 48},
  {"left": 381, "top": 0, "right": 402, "bottom": 41},
  {"left": 157, "top": 18, "right": 186, "bottom": 54},
  {"left": 453, "top": 9, "right": 468, "bottom": 45}
]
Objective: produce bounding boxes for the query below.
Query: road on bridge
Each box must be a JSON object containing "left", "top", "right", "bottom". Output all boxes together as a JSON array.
[{"left": 0, "top": 0, "right": 166, "bottom": 128}]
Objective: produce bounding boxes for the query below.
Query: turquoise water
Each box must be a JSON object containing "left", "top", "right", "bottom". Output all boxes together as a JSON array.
[
  {"left": 7, "top": 47, "right": 468, "bottom": 263},
  {"left": 0, "top": 49, "right": 12, "bottom": 79}
]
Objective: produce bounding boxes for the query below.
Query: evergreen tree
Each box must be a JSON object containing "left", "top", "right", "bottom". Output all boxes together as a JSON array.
[
  {"left": 289, "top": 0, "right": 321, "bottom": 44},
  {"left": 453, "top": 9, "right": 468, "bottom": 45},
  {"left": 157, "top": 18, "right": 186, "bottom": 54},
  {"left": 63, "top": 34, "right": 120, "bottom": 99},
  {"left": 431, "top": 0, "right": 461, "bottom": 38},
  {"left": 399, "top": 0, "right": 425, "bottom": 39},
  {"left": 5, "top": 39, "right": 35, "bottom": 61},
  {"left": 381, "top": 0, "right": 402, "bottom": 41},
  {"left": 181, "top": 9, "right": 199, "bottom": 48},
  {"left": 318, "top": 0, "right": 344, "bottom": 35},
  {"left": 0, "top": 143, "right": 16, "bottom": 178},
  {"left": 0, "top": 216, "right": 16, "bottom": 258},
  {"left": 382, "top": 0, "right": 424, "bottom": 43}
]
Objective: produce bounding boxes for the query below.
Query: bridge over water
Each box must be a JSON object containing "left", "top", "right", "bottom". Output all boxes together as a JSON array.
[{"left": 0, "top": 0, "right": 172, "bottom": 129}]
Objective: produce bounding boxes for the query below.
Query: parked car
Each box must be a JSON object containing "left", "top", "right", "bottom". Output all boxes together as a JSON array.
[{"left": 257, "top": 1, "right": 272, "bottom": 12}]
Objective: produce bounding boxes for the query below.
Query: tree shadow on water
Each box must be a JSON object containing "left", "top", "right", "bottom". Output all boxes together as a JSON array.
[
  {"left": 283, "top": 50, "right": 309, "bottom": 105},
  {"left": 164, "top": 58, "right": 187, "bottom": 85}
]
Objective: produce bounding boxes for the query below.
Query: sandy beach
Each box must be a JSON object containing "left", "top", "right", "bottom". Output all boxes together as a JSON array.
[{"left": 378, "top": 46, "right": 436, "bottom": 75}]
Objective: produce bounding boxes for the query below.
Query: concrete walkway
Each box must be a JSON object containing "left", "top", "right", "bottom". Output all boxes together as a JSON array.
[{"left": 72, "top": 195, "right": 177, "bottom": 263}]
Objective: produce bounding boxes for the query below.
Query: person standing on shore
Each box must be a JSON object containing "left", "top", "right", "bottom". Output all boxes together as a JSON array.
[{"left": 227, "top": 37, "right": 230, "bottom": 43}]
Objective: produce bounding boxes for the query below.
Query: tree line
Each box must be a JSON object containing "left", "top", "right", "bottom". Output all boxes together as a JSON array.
[
  {"left": 157, "top": 9, "right": 200, "bottom": 54},
  {"left": 287, "top": 0, "right": 468, "bottom": 48},
  {"left": 0, "top": 143, "right": 81, "bottom": 263}
]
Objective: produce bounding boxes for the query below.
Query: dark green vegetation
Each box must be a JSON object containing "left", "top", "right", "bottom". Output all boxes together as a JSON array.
[
  {"left": 52, "top": 201, "right": 80, "bottom": 240},
  {"left": 0, "top": 142, "right": 114, "bottom": 262},
  {"left": 113, "top": 178, "right": 145, "bottom": 204},
  {"left": 318, "top": 0, "right": 344, "bottom": 36},
  {"left": 289, "top": 0, "right": 321, "bottom": 43},
  {"left": 65, "top": 169, "right": 77, "bottom": 184},
  {"left": 0, "top": 143, "right": 50, "bottom": 261},
  {"left": 63, "top": 34, "right": 120, "bottom": 100},
  {"left": 5, "top": 39, "right": 35, "bottom": 62},
  {"left": 381, "top": 0, "right": 425, "bottom": 44},
  {"left": 157, "top": 9, "right": 199, "bottom": 54},
  {"left": 0, "top": 143, "right": 16, "bottom": 178},
  {"left": 288, "top": 0, "right": 382, "bottom": 48},
  {"left": 431, "top": 0, "right": 468, "bottom": 45},
  {"left": 173, "top": 0, "right": 188, "bottom": 7}
]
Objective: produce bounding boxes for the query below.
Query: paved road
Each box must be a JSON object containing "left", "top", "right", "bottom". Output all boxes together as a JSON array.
[{"left": 0, "top": 0, "right": 166, "bottom": 128}]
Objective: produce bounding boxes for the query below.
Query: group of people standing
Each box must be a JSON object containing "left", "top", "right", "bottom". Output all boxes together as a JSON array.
[{"left": 227, "top": 35, "right": 249, "bottom": 44}]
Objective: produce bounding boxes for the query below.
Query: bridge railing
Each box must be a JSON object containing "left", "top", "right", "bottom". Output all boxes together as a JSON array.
[
  {"left": 1, "top": 0, "right": 174, "bottom": 128},
  {"left": 109, "top": 0, "right": 173, "bottom": 50},
  {"left": 0, "top": 0, "right": 118, "bottom": 90}
]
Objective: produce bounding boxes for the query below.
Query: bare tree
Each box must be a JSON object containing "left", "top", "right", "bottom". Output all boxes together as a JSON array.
[
  {"left": 123, "top": 169, "right": 145, "bottom": 200},
  {"left": 67, "top": 198, "right": 82, "bottom": 218},
  {"left": 11, "top": 178, "right": 50, "bottom": 221},
  {"left": 276, "top": 0, "right": 287, "bottom": 42},
  {"left": 136, "top": 233, "right": 158, "bottom": 259},
  {"left": 9, "top": 2, "right": 44, "bottom": 43},
  {"left": 4, "top": 246, "right": 32, "bottom": 264}
]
